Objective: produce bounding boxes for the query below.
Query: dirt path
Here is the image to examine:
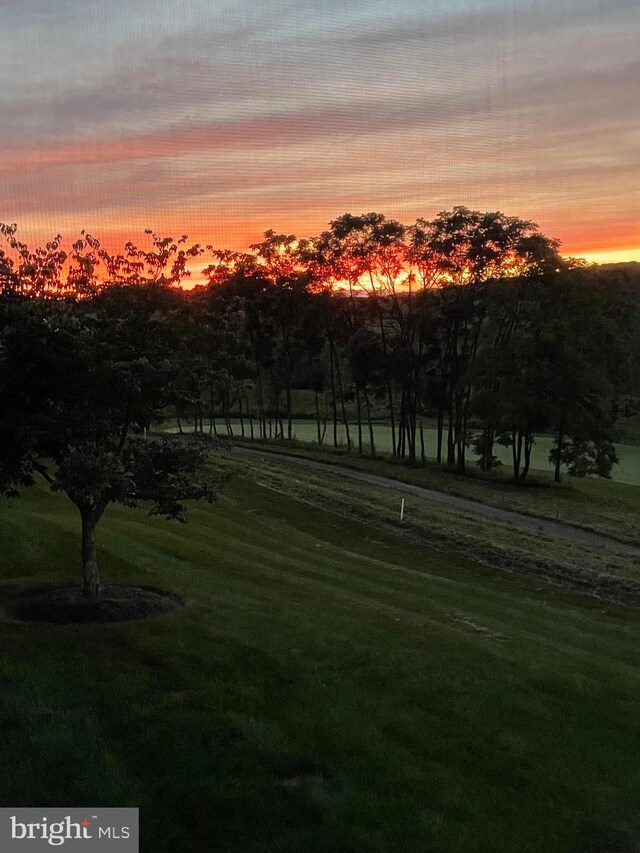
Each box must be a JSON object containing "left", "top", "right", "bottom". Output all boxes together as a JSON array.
[{"left": 235, "top": 447, "right": 640, "bottom": 559}]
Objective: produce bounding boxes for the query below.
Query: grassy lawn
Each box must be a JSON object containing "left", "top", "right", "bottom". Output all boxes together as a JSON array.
[
  {"left": 2, "top": 479, "right": 640, "bottom": 851},
  {"left": 284, "top": 421, "right": 640, "bottom": 487},
  {"left": 222, "top": 435, "right": 640, "bottom": 550},
  {"left": 187, "top": 417, "right": 640, "bottom": 487},
  {"left": 217, "top": 451, "right": 640, "bottom": 602}
]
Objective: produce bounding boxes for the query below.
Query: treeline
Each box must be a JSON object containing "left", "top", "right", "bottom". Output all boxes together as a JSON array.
[{"left": 1, "top": 209, "right": 639, "bottom": 483}]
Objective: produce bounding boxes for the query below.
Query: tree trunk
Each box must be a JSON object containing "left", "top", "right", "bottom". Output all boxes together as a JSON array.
[
  {"left": 407, "top": 389, "right": 417, "bottom": 465},
  {"left": 336, "top": 362, "right": 351, "bottom": 453},
  {"left": 410, "top": 336, "right": 423, "bottom": 466},
  {"left": 355, "top": 383, "right": 363, "bottom": 456},
  {"left": 388, "top": 384, "right": 397, "bottom": 458},
  {"left": 273, "top": 387, "right": 281, "bottom": 439},
  {"left": 224, "top": 386, "right": 234, "bottom": 436},
  {"left": 555, "top": 431, "right": 564, "bottom": 483},
  {"left": 376, "top": 305, "right": 396, "bottom": 458},
  {"left": 364, "top": 386, "right": 376, "bottom": 459},
  {"left": 521, "top": 430, "right": 533, "bottom": 480},
  {"left": 314, "top": 390, "right": 323, "bottom": 444},
  {"left": 254, "top": 358, "right": 266, "bottom": 440},
  {"left": 328, "top": 339, "right": 338, "bottom": 447},
  {"left": 396, "top": 388, "right": 406, "bottom": 458},
  {"left": 455, "top": 390, "right": 466, "bottom": 472},
  {"left": 481, "top": 425, "right": 495, "bottom": 471},
  {"left": 446, "top": 403, "right": 455, "bottom": 468},
  {"left": 81, "top": 509, "right": 100, "bottom": 600},
  {"left": 209, "top": 379, "right": 218, "bottom": 436},
  {"left": 512, "top": 429, "right": 522, "bottom": 481},
  {"left": 238, "top": 392, "right": 245, "bottom": 437}
]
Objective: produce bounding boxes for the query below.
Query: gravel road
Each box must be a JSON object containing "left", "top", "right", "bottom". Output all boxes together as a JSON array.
[{"left": 235, "top": 446, "right": 640, "bottom": 558}]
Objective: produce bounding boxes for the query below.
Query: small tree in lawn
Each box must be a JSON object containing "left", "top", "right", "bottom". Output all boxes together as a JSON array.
[{"left": 0, "top": 289, "right": 216, "bottom": 601}]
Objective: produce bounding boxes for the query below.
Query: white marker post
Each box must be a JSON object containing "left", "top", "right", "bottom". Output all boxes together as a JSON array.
[
  {"left": 143, "top": 427, "right": 147, "bottom": 441},
  {"left": 400, "top": 498, "right": 405, "bottom": 522}
]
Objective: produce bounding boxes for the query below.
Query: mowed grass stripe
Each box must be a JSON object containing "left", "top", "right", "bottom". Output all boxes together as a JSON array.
[
  {"left": 107, "top": 498, "right": 616, "bottom": 666},
  {"left": 198, "top": 486, "right": 640, "bottom": 676},
  {"left": 108, "top": 506, "right": 514, "bottom": 645},
  {"left": 5, "top": 482, "right": 640, "bottom": 685},
  {"left": 7, "top": 485, "right": 639, "bottom": 671}
]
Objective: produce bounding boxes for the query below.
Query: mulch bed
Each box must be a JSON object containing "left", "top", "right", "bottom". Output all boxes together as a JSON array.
[{"left": 7, "top": 584, "right": 184, "bottom": 624}]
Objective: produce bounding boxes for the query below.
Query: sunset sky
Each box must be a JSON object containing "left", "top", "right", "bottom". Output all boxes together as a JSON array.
[{"left": 1, "top": 0, "right": 638, "bottom": 264}]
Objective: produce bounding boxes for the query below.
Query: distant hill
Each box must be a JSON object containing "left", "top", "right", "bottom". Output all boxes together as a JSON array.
[
  {"left": 596, "top": 261, "right": 640, "bottom": 273},
  {"left": 579, "top": 260, "right": 640, "bottom": 293}
]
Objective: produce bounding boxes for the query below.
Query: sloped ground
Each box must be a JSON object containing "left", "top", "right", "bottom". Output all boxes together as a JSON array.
[
  {"left": 227, "top": 450, "right": 640, "bottom": 605},
  {"left": 236, "top": 446, "right": 640, "bottom": 557},
  {"left": 225, "top": 436, "right": 640, "bottom": 547},
  {"left": 1, "top": 479, "right": 640, "bottom": 852}
]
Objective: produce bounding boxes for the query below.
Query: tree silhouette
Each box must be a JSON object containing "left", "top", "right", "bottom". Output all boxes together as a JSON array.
[{"left": 0, "top": 290, "right": 216, "bottom": 599}]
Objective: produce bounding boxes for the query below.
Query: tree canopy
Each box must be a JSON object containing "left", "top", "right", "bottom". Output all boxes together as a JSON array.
[
  {"left": 0, "top": 288, "right": 217, "bottom": 599},
  {"left": 1, "top": 207, "right": 637, "bottom": 600}
]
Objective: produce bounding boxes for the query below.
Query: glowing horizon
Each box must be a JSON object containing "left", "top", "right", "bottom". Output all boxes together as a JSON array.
[{"left": 1, "top": 1, "right": 638, "bottom": 265}]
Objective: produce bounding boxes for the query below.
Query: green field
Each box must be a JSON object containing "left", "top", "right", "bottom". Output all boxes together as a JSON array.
[
  {"left": 2, "top": 475, "right": 640, "bottom": 852},
  {"left": 197, "top": 419, "right": 640, "bottom": 486}
]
